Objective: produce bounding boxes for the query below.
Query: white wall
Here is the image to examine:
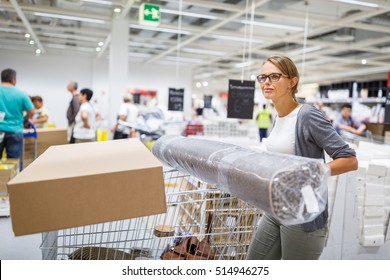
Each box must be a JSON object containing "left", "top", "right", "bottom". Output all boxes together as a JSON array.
[{"left": 0, "top": 50, "right": 193, "bottom": 130}]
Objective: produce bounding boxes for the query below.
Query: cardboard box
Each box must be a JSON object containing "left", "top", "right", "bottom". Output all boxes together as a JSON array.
[
  {"left": 8, "top": 139, "right": 166, "bottom": 236},
  {"left": 0, "top": 160, "right": 19, "bottom": 194},
  {"left": 23, "top": 128, "right": 68, "bottom": 168}
]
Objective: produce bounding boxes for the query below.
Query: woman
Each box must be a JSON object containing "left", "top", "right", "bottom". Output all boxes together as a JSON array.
[
  {"left": 246, "top": 55, "right": 358, "bottom": 260},
  {"left": 73, "top": 88, "right": 96, "bottom": 143}
]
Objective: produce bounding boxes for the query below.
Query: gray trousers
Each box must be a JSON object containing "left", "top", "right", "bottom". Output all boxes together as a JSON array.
[{"left": 246, "top": 214, "right": 327, "bottom": 260}]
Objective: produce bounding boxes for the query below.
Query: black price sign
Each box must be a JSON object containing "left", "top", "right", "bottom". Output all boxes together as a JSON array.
[
  {"left": 168, "top": 88, "right": 184, "bottom": 111},
  {"left": 204, "top": 95, "right": 213, "bottom": 109},
  {"left": 385, "top": 90, "right": 390, "bottom": 123},
  {"left": 133, "top": 93, "right": 141, "bottom": 104},
  {"left": 227, "top": 79, "right": 255, "bottom": 119}
]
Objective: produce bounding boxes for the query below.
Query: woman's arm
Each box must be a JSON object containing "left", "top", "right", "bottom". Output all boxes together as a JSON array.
[{"left": 327, "top": 156, "right": 358, "bottom": 176}]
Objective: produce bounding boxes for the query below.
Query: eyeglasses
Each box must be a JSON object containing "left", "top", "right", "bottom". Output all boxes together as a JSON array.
[{"left": 257, "top": 73, "right": 289, "bottom": 83}]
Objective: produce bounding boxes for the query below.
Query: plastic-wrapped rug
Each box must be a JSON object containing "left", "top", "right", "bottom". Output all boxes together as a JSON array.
[{"left": 152, "top": 135, "right": 330, "bottom": 225}]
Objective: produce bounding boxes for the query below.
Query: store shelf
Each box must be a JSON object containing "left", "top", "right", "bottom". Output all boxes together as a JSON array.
[{"left": 319, "top": 97, "right": 386, "bottom": 104}]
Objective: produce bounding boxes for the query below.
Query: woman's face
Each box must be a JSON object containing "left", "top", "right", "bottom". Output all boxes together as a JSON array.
[{"left": 260, "top": 61, "right": 293, "bottom": 102}]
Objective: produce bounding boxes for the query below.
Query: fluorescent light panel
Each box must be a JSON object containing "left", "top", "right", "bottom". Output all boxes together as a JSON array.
[
  {"left": 129, "top": 24, "right": 191, "bottom": 35},
  {"left": 160, "top": 8, "right": 217, "bottom": 20},
  {"left": 331, "top": 0, "right": 379, "bottom": 8},
  {"left": 182, "top": 47, "right": 226, "bottom": 56},
  {"left": 241, "top": 20, "right": 304, "bottom": 31},
  {"left": 210, "top": 34, "right": 263, "bottom": 44},
  {"left": 81, "top": 0, "right": 113, "bottom": 6},
  {"left": 34, "top": 12, "right": 106, "bottom": 24}
]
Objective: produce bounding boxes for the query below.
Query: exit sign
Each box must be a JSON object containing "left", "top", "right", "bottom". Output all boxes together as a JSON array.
[{"left": 139, "top": 3, "right": 160, "bottom": 27}]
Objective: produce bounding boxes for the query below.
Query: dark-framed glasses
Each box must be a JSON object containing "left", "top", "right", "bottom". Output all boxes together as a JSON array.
[{"left": 257, "top": 73, "right": 289, "bottom": 83}]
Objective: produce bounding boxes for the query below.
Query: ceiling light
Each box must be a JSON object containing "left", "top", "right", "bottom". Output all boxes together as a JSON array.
[
  {"left": 160, "top": 8, "right": 217, "bottom": 20},
  {"left": 96, "top": 47, "right": 101, "bottom": 52},
  {"left": 361, "top": 59, "right": 367, "bottom": 64},
  {"left": 128, "top": 52, "right": 152, "bottom": 58},
  {"left": 166, "top": 56, "right": 203, "bottom": 63},
  {"left": 0, "top": 27, "right": 20, "bottom": 33},
  {"left": 331, "top": 0, "right": 379, "bottom": 8},
  {"left": 196, "top": 82, "right": 202, "bottom": 88},
  {"left": 35, "top": 49, "right": 41, "bottom": 55},
  {"left": 29, "top": 40, "right": 34, "bottom": 45},
  {"left": 241, "top": 20, "right": 304, "bottom": 31},
  {"left": 182, "top": 48, "right": 226, "bottom": 56},
  {"left": 250, "top": 74, "right": 256, "bottom": 80},
  {"left": 210, "top": 34, "right": 263, "bottom": 44},
  {"left": 81, "top": 0, "right": 113, "bottom": 5},
  {"left": 34, "top": 12, "right": 106, "bottom": 24},
  {"left": 98, "top": 41, "right": 104, "bottom": 46},
  {"left": 129, "top": 24, "right": 191, "bottom": 35},
  {"left": 202, "top": 81, "right": 209, "bottom": 87},
  {"left": 113, "top": 8, "right": 121, "bottom": 13},
  {"left": 24, "top": 33, "right": 30, "bottom": 38},
  {"left": 235, "top": 61, "right": 255, "bottom": 68}
]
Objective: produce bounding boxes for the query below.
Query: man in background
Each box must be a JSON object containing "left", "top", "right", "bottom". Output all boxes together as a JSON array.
[
  {"left": 66, "top": 81, "right": 80, "bottom": 143},
  {"left": 333, "top": 103, "right": 367, "bottom": 136},
  {"left": 0, "top": 68, "right": 34, "bottom": 161},
  {"left": 31, "top": 95, "right": 50, "bottom": 128},
  {"left": 256, "top": 104, "right": 272, "bottom": 142}
]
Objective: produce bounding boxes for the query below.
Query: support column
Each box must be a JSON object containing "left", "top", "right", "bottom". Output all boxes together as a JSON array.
[{"left": 109, "top": 18, "right": 128, "bottom": 129}]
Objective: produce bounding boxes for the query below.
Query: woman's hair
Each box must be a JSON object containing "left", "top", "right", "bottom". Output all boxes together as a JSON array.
[
  {"left": 80, "top": 88, "right": 93, "bottom": 101},
  {"left": 263, "top": 55, "right": 300, "bottom": 100}
]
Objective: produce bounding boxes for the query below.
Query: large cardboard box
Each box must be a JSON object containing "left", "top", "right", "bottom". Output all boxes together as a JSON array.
[{"left": 8, "top": 139, "right": 166, "bottom": 236}]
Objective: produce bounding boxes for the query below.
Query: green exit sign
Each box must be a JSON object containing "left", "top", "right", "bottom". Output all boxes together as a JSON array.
[{"left": 139, "top": 3, "right": 160, "bottom": 27}]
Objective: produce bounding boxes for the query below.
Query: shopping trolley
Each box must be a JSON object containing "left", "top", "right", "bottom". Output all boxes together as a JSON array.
[
  {"left": 40, "top": 168, "right": 263, "bottom": 260},
  {"left": 21, "top": 121, "right": 38, "bottom": 170}
]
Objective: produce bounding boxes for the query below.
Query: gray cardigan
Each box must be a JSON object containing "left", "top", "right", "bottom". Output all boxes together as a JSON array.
[{"left": 295, "top": 104, "right": 356, "bottom": 231}]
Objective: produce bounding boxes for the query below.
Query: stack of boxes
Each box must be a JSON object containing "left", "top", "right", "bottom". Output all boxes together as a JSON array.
[
  {"left": 0, "top": 158, "right": 19, "bottom": 216},
  {"left": 356, "top": 142, "right": 390, "bottom": 247}
]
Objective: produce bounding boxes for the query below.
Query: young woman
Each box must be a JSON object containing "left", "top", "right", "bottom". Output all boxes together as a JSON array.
[{"left": 246, "top": 55, "right": 358, "bottom": 260}]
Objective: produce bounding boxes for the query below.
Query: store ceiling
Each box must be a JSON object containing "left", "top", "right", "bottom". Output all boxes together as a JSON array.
[{"left": 1, "top": 0, "right": 390, "bottom": 91}]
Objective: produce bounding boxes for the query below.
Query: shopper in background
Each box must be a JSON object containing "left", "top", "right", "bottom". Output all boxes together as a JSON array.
[
  {"left": 247, "top": 55, "right": 358, "bottom": 260},
  {"left": 66, "top": 81, "right": 80, "bottom": 143},
  {"left": 111, "top": 93, "right": 139, "bottom": 139},
  {"left": 255, "top": 104, "right": 272, "bottom": 142},
  {"left": 73, "top": 88, "right": 96, "bottom": 143},
  {"left": 0, "top": 68, "right": 34, "bottom": 160},
  {"left": 30, "top": 95, "right": 50, "bottom": 128},
  {"left": 333, "top": 103, "right": 367, "bottom": 136}
]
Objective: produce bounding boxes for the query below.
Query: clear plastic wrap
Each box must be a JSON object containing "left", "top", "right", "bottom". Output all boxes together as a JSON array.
[{"left": 152, "top": 135, "right": 330, "bottom": 225}]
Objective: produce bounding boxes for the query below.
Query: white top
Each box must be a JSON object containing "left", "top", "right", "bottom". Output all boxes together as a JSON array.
[
  {"left": 73, "top": 102, "right": 95, "bottom": 140},
  {"left": 32, "top": 106, "right": 50, "bottom": 128},
  {"left": 118, "top": 103, "right": 139, "bottom": 134},
  {"left": 265, "top": 105, "right": 302, "bottom": 155}
]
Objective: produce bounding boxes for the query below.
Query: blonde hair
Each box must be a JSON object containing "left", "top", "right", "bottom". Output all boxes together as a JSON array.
[{"left": 263, "top": 55, "right": 300, "bottom": 100}]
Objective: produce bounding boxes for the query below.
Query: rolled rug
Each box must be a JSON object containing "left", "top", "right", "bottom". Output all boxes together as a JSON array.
[{"left": 152, "top": 135, "right": 330, "bottom": 225}]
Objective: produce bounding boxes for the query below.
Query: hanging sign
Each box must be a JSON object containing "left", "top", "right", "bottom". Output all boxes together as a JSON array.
[
  {"left": 133, "top": 93, "right": 141, "bottom": 104},
  {"left": 385, "top": 90, "right": 390, "bottom": 124},
  {"left": 227, "top": 79, "right": 255, "bottom": 119},
  {"left": 168, "top": 88, "right": 184, "bottom": 111},
  {"left": 139, "top": 3, "right": 161, "bottom": 27},
  {"left": 204, "top": 95, "right": 213, "bottom": 109}
]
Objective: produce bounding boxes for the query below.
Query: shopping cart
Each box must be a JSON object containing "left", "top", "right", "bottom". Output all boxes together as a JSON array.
[{"left": 40, "top": 168, "right": 263, "bottom": 260}]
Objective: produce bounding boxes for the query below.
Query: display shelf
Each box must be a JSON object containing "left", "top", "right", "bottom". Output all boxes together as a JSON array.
[{"left": 319, "top": 97, "right": 386, "bottom": 104}]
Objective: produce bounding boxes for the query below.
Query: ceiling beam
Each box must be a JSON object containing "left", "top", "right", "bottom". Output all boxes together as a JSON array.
[{"left": 9, "top": 0, "right": 45, "bottom": 53}]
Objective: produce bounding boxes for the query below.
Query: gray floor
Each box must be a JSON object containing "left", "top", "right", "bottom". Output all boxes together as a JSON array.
[{"left": 0, "top": 215, "right": 42, "bottom": 260}]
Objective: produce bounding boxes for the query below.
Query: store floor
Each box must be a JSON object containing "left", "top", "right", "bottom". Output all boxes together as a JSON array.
[{"left": 0, "top": 216, "right": 42, "bottom": 260}]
